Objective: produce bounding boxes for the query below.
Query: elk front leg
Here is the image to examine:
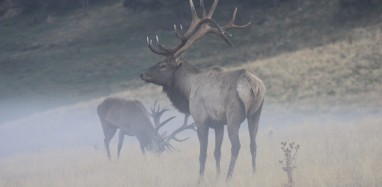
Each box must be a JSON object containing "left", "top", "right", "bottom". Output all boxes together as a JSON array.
[
  {"left": 197, "top": 124, "right": 209, "bottom": 181},
  {"left": 214, "top": 126, "right": 224, "bottom": 176},
  {"left": 117, "top": 130, "right": 125, "bottom": 159},
  {"left": 226, "top": 124, "right": 241, "bottom": 179}
]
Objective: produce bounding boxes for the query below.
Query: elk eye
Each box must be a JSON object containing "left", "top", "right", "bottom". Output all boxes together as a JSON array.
[{"left": 159, "top": 63, "right": 166, "bottom": 69}]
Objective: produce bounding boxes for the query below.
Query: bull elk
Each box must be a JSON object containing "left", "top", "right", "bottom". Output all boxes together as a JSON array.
[
  {"left": 140, "top": 0, "right": 265, "bottom": 179},
  {"left": 97, "top": 98, "right": 196, "bottom": 160}
]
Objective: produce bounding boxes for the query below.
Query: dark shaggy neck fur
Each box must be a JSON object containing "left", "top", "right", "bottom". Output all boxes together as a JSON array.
[{"left": 163, "top": 62, "right": 199, "bottom": 114}]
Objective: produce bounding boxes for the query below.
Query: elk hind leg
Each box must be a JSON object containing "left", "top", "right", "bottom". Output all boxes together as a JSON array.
[
  {"left": 226, "top": 124, "right": 241, "bottom": 179},
  {"left": 104, "top": 126, "right": 117, "bottom": 160},
  {"left": 247, "top": 101, "right": 263, "bottom": 173}
]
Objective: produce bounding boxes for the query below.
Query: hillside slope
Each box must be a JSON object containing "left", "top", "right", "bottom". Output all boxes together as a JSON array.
[
  {"left": 243, "top": 25, "right": 382, "bottom": 112},
  {"left": 0, "top": 0, "right": 381, "bottom": 122}
]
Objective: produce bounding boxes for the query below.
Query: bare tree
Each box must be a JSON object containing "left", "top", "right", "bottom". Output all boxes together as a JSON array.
[
  {"left": 140, "top": 0, "right": 265, "bottom": 180},
  {"left": 97, "top": 97, "right": 195, "bottom": 160}
]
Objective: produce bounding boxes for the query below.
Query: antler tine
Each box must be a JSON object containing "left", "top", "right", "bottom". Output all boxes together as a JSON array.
[
  {"left": 173, "top": 17, "right": 232, "bottom": 57},
  {"left": 156, "top": 35, "right": 173, "bottom": 53},
  {"left": 174, "top": 23, "right": 186, "bottom": 38},
  {"left": 150, "top": 100, "right": 174, "bottom": 131},
  {"left": 147, "top": 36, "right": 170, "bottom": 56},
  {"left": 155, "top": 102, "right": 170, "bottom": 117},
  {"left": 183, "top": 0, "right": 223, "bottom": 38},
  {"left": 157, "top": 116, "right": 175, "bottom": 129},
  {"left": 206, "top": 0, "right": 219, "bottom": 18},
  {"left": 189, "top": 0, "right": 197, "bottom": 20},
  {"left": 156, "top": 116, "right": 176, "bottom": 132},
  {"left": 172, "top": 136, "right": 191, "bottom": 142},
  {"left": 159, "top": 108, "right": 169, "bottom": 116},
  {"left": 223, "top": 7, "right": 251, "bottom": 30},
  {"left": 182, "top": 0, "right": 207, "bottom": 39},
  {"left": 156, "top": 103, "right": 160, "bottom": 113},
  {"left": 189, "top": 122, "right": 197, "bottom": 132},
  {"left": 200, "top": 0, "right": 206, "bottom": 17},
  {"left": 165, "top": 142, "right": 178, "bottom": 152},
  {"left": 174, "top": 24, "right": 182, "bottom": 39},
  {"left": 164, "top": 114, "right": 196, "bottom": 143},
  {"left": 208, "top": 29, "right": 234, "bottom": 47},
  {"left": 203, "top": 6, "right": 250, "bottom": 47},
  {"left": 159, "top": 132, "right": 178, "bottom": 152},
  {"left": 148, "top": 0, "right": 221, "bottom": 57},
  {"left": 149, "top": 100, "right": 158, "bottom": 117},
  {"left": 165, "top": 123, "right": 196, "bottom": 142}
]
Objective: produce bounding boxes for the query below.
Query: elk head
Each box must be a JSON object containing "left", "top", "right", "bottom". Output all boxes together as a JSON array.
[
  {"left": 145, "top": 135, "right": 166, "bottom": 153},
  {"left": 140, "top": 0, "right": 250, "bottom": 87}
]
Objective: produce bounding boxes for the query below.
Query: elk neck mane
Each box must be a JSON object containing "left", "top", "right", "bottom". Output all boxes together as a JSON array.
[{"left": 162, "top": 62, "right": 199, "bottom": 114}]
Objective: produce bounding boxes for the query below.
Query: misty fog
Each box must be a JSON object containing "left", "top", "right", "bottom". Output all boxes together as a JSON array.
[
  {"left": 1, "top": 0, "right": 381, "bottom": 186},
  {"left": 0, "top": 97, "right": 376, "bottom": 157}
]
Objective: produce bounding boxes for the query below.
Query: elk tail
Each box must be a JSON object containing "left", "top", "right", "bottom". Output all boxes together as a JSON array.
[
  {"left": 236, "top": 71, "right": 265, "bottom": 116},
  {"left": 249, "top": 79, "right": 265, "bottom": 116}
]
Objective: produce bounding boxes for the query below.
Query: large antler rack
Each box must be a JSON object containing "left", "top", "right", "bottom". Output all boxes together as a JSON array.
[
  {"left": 149, "top": 101, "right": 196, "bottom": 152},
  {"left": 165, "top": 114, "right": 196, "bottom": 142},
  {"left": 146, "top": 0, "right": 251, "bottom": 58},
  {"left": 164, "top": 114, "right": 196, "bottom": 151},
  {"left": 149, "top": 100, "right": 175, "bottom": 133}
]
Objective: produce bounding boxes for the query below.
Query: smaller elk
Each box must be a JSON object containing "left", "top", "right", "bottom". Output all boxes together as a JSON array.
[{"left": 97, "top": 97, "right": 195, "bottom": 159}]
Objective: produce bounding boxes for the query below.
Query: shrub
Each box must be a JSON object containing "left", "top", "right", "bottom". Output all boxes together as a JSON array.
[{"left": 279, "top": 141, "right": 300, "bottom": 187}]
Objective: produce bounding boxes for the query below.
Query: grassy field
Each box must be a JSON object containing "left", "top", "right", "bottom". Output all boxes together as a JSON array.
[{"left": 1, "top": 114, "right": 381, "bottom": 187}]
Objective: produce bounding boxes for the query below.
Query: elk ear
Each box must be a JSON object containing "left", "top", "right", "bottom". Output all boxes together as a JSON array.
[{"left": 175, "top": 53, "right": 185, "bottom": 66}]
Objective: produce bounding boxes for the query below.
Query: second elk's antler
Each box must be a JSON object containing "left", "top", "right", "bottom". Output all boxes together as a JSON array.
[
  {"left": 150, "top": 100, "right": 175, "bottom": 132},
  {"left": 165, "top": 114, "right": 196, "bottom": 141},
  {"left": 147, "top": 0, "right": 251, "bottom": 58},
  {"left": 150, "top": 100, "right": 196, "bottom": 151}
]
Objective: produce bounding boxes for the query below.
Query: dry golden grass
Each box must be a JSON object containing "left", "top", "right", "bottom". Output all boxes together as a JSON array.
[
  {"left": 240, "top": 25, "right": 382, "bottom": 111},
  {"left": 1, "top": 115, "right": 381, "bottom": 187}
]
